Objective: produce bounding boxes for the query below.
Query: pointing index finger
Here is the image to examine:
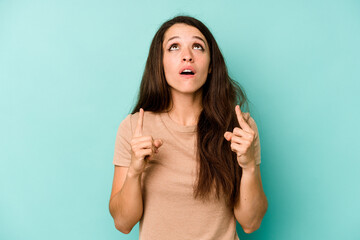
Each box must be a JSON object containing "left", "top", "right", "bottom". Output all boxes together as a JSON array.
[
  {"left": 235, "top": 105, "right": 251, "bottom": 132},
  {"left": 134, "top": 108, "right": 144, "bottom": 137}
]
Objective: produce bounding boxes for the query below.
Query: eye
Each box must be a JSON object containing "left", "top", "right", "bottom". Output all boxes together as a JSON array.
[
  {"left": 193, "top": 43, "right": 204, "bottom": 50},
  {"left": 169, "top": 44, "right": 179, "bottom": 51}
]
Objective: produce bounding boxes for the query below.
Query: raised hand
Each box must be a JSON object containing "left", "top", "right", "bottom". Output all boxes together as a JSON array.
[
  {"left": 224, "top": 105, "right": 256, "bottom": 169},
  {"left": 129, "top": 108, "right": 163, "bottom": 176}
]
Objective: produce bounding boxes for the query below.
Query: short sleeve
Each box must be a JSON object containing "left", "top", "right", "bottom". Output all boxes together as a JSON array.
[
  {"left": 113, "top": 114, "right": 133, "bottom": 167},
  {"left": 248, "top": 116, "right": 261, "bottom": 165}
]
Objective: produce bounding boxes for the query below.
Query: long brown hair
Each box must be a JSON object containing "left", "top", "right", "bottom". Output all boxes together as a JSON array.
[{"left": 131, "top": 15, "right": 249, "bottom": 208}]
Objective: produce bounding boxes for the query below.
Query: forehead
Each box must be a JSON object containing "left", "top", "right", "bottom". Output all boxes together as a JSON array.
[{"left": 163, "top": 23, "right": 207, "bottom": 44}]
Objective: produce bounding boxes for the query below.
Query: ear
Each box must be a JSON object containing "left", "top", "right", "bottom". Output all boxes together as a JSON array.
[{"left": 208, "top": 67, "right": 212, "bottom": 74}]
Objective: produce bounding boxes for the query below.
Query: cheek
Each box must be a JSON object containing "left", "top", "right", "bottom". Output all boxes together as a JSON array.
[
  {"left": 201, "top": 55, "right": 211, "bottom": 71},
  {"left": 162, "top": 57, "right": 170, "bottom": 77},
  {"left": 163, "top": 56, "right": 175, "bottom": 73},
  {"left": 202, "top": 60, "right": 211, "bottom": 75}
]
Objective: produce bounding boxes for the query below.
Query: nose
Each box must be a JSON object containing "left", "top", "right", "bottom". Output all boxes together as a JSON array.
[
  {"left": 182, "top": 48, "right": 193, "bottom": 62},
  {"left": 182, "top": 56, "right": 193, "bottom": 62}
]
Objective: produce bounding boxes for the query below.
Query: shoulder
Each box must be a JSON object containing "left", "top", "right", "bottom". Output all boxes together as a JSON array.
[
  {"left": 130, "top": 110, "right": 159, "bottom": 122},
  {"left": 117, "top": 111, "right": 160, "bottom": 136},
  {"left": 123, "top": 111, "right": 161, "bottom": 130}
]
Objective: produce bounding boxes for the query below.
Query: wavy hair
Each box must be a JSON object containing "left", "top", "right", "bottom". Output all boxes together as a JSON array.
[{"left": 131, "top": 15, "right": 249, "bottom": 208}]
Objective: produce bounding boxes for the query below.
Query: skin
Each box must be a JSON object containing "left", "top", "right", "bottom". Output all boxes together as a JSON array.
[
  {"left": 109, "top": 23, "right": 267, "bottom": 234},
  {"left": 162, "top": 23, "right": 211, "bottom": 126},
  {"left": 163, "top": 23, "right": 210, "bottom": 96},
  {"left": 224, "top": 105, "right": 256, "bottom": 168},
  {"left": 128, "top": 108, "right": 163, "bottom": 176},
  {"left": 224, "top": 106, "right": 268, "bottom": 233}
]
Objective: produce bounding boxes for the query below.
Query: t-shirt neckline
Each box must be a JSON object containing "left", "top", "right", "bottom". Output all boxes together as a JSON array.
[{"left": 160, "top": 112, "right": 197, "bottom": 133}]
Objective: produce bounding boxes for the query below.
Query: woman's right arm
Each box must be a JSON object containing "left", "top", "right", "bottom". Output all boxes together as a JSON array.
[
  {"left": 109, "top": 166, "right": 143, "bottom": 234},
  {"left": 109, "top": 109, "right": 163, "bottom": 234}
]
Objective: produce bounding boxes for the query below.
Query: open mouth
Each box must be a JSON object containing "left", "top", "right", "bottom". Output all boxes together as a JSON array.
[{"left": 180, "top": 70, "right": 195, "bottom": 75}]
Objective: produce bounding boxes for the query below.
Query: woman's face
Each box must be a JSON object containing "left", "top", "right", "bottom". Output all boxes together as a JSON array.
[{"left": 162, "top": 23, "right": 211, "bottom": 96}]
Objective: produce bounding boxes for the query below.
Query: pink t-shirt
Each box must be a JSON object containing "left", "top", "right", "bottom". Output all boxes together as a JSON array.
[{"left": 113, "top": 111, "right": 261, "bottom": 240}]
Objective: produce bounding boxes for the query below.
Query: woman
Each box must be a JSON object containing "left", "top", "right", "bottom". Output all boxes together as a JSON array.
[{"left": 109, "top": 15, "right": 268, "bottom": 239}]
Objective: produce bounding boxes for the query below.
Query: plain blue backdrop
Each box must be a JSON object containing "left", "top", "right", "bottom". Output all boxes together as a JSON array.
[{"left": 1, "top": 0, "right": 359, "bottom": 239}]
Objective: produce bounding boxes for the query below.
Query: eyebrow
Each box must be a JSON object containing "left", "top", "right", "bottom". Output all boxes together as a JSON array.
[{"left": 166, "top": 36, "right": 207, "bottom": 47}]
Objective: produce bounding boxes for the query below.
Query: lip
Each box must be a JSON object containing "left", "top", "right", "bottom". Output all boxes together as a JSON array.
[{"left": 179, "top": 65, "right": 196, "bottom": 75}]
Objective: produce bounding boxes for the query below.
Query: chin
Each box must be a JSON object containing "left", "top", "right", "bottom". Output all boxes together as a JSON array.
[{"left": 170, "top": 86, "right": 204, "bottom": 95}]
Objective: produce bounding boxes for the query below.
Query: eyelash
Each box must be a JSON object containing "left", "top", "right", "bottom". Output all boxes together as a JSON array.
[{"left": 168, "top": 43, "right": 204, "bottom": 51}]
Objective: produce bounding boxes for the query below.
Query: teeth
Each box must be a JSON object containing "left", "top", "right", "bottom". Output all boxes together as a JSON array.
[{"left": 182, "top": 69, "right": 192, "bottom": 73}]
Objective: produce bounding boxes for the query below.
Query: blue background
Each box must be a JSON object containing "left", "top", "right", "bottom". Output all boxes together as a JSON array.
[{"left": 1, "top": 0, "right": 359, "bottom": 239}]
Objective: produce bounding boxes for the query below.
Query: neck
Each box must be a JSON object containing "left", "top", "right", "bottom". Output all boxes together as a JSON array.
[{"left": 167, "top": 90, "right": 203, "bottom": 126}]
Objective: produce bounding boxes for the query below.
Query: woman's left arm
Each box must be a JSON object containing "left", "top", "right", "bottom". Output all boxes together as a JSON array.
[
  {"left": 233, "top": 164, "right": 267, "bottom": 233},
  {"left": 224, "top": 105, "right": 268, "bottom": 234}
]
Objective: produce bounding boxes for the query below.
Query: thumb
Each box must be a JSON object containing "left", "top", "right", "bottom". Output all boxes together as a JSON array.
[
  {"left": 224, "top": 132, "right": 232, "bottom": 141},
  {"left": 154, "top": 139, "right": 163, "bottom": 148}
]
